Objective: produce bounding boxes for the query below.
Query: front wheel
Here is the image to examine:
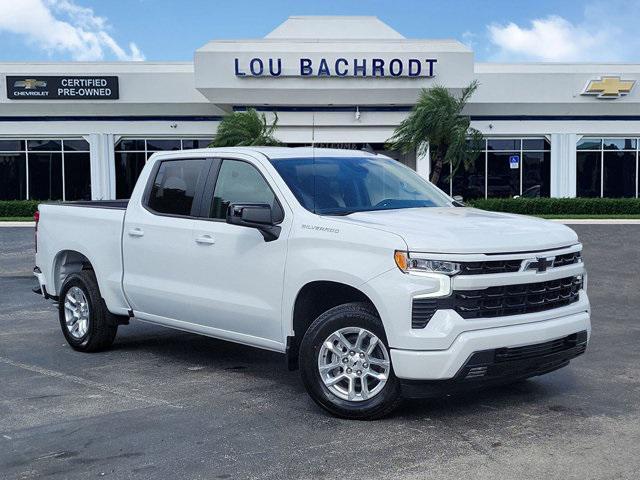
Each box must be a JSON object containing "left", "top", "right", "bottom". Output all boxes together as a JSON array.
[
  {"left": 299, "top": 302, "right": 401, "bottom": 420},
  {"left": 58, "top": 270, "right": 118, "bottom": 352}
]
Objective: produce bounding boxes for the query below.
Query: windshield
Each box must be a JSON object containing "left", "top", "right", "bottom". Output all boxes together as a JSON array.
[{"left": 270, "top": 156, "right": 452, "bottom": 215}]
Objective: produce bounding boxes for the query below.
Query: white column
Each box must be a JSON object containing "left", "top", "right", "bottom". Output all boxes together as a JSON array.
[
  {"left": 85, "top": 133, "right": 117, "bottom": 200},
  {"left": 416, "top": 142, "right": 430, "bottom": 180},
  {"left": 550, "top": 133, "right": 578, "bottom": 198}
]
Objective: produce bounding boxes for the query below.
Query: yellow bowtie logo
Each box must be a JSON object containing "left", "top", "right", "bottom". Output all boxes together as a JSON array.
[
  {"left": 14, "top": 79, "right": 47, "bottom": 90},
  {"left": 583, "top": 76, "right": 635, "bottom": 98}
]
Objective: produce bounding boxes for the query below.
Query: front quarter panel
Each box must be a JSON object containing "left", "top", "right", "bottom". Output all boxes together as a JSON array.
[{"left": 282, "top": 212, "right": 407, "bottom": 339}]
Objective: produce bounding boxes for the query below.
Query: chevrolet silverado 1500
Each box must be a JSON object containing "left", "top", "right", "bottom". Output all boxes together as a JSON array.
[{"left": 33, "top": 147, "right": 590, "bottom": 419}]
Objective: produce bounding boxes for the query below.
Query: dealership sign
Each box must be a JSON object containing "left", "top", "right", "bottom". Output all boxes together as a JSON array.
[
  {"left": 582, "top": 76, "right": 635, "bottom": 99},
  {"left": 6, "top": 76, "right": 119, "bottom": 100},
  {"left": 234, "top": 57, "right": 437, "bottom": 78}
]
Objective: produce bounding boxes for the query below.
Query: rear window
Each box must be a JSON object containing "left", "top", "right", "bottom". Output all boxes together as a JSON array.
[{"left": 147, "top": 159, "right": 208, "bottom": 216}]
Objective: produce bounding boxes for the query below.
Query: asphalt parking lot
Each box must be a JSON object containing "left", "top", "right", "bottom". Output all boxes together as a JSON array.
[{"left": 1, "top": 224, "right": 639, "bottom": 480}]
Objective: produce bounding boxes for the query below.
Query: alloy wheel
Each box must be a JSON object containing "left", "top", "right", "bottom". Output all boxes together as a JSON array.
[
  {"left": 63, "top": 286, "right": 90, "bottom": 339},
  {"left": 317, "top": 327, "right": 390, "bottom": 402}
]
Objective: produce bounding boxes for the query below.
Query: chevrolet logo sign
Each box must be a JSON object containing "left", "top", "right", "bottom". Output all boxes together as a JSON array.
[
  {"left": 583, "top": 76, "right": 635, "bottom": 98},
  {"left": 14, "top": 79, "right": 47, "bottom": 90}
]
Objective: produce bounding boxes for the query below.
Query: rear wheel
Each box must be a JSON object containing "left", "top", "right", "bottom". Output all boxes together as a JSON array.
[
  {"left": 58, "top": 270, "right": 117, "bottom": 352},
  {"left": 299, "top": 302, "right": 401, "bottom": 419}
]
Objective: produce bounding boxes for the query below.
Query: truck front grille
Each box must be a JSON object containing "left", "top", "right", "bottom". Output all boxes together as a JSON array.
[
  {"left": 411, "top": 276, "right": 582, "bottom": 328},
  {"left": 457, "top": 251, "right": 581, "bottom": 275},
  {"left": 459, "top": 260, "right": 521, "bottom": 275},
  {"left": 553, "top": 251, "right": 582, "bottom": 267},
  {"left": 454, "top": 276, "right": 582, "bottom": 319}
]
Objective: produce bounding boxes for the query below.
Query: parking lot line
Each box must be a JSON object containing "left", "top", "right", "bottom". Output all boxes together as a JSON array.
[{"left": 0, "top": 356, "right": 183, "bottom": 409}]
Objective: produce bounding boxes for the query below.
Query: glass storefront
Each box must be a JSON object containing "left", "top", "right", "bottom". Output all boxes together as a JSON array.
[
  {"left": 0, "top": 138, "right": 90, "bottom": 201},
  {"left": 434, "top": 138, "right": 551, "bottom": 199},
  {"left": 114, "top": 138, "right": 213, "bottom": 198},
  {"left": 3, "top": 134, "right": 640, "bottom": 202},
  {"left": 577, "top": 138, "right": 638, "bottom": 198}
]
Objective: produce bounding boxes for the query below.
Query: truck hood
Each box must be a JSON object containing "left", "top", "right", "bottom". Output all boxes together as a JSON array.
[{"left": 340, "top": 207, "right": 578, "bottom": 254}]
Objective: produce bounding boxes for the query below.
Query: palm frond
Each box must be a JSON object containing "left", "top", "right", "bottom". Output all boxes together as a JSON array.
[
  {"left": 385, "top": 81, "right": 483, "bottom": 181},
  {"left": 210, "top": 108, "right": 282, "bottom": 147}
]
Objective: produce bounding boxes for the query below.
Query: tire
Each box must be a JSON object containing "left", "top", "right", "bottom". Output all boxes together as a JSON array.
[
  {"left": 58, "top": 270, "right": 118, "bottom": 352},
  {"left": 299, "top": 302, "right": 401, "bottom": 420}
]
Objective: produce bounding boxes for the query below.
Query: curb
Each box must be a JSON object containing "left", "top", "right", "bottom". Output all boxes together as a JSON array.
[
  {"left": 0, "top": 222, "right": 35, "bottom": 227},
  {"left": 551, "top": 219, "right": 640, "bottom": 224}
]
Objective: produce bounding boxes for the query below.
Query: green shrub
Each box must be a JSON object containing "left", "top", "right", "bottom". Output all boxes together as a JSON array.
[
  {"left": 466, "top": 198, "right": 640, "bottom": 215},
  {"left": 0, "top": 200, "right": 42, "bottom": 217},
  {"left": 3, "top": 197, "right": 640, "bottom": 218}
]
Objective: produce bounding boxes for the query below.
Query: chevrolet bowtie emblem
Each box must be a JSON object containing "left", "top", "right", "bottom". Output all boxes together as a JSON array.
[
  {"left": 14, "top": 79, "right": 47, "bottom": 90},
  {"left": 583, "top": 76, "right": 635, "bottom": 98}
]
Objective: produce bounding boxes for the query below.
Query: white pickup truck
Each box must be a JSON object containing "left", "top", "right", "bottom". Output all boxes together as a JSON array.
[{"left": 33, "top": 147, "right": 590, "bottom": 419}]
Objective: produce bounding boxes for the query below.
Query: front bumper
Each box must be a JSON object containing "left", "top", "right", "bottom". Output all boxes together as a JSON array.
[
  {"left": 400, "top": 330, "right": 587, "bottom": 398},
  {"left": 390, "top": 309, "right": 590, "bottom": 381}
]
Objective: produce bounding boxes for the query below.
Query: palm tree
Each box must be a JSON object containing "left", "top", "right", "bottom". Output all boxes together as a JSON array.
[
  {"left": 209, "top": 108, "right": 281, "bottom": 147},
  {"left": 387, "top": 80, "right": 483, "bottom": 185}
]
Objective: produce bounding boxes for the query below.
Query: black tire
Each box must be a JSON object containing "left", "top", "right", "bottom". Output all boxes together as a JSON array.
[
  {"left": 58, "top": 270, "right": 118, "bottom": 352},
  {"left": 299, "top": 302, "right": 401, "bottom": 420}
]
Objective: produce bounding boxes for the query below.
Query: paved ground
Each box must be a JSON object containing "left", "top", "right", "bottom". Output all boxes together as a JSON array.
[{"left": 0, "top": 225, "right": 638, "bottom": 480}]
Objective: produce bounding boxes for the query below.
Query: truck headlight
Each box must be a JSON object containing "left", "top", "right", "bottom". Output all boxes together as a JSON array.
[{"left": 394, "top": 251, "right": 461, "bottom": 276}]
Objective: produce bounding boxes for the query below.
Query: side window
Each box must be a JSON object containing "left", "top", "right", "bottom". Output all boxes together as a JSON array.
[
  {"left": 147, "top": 158, "right": 208, "bottom": 216},
  {"left": 209, "top": 159, "right": 277, "bottom": 219}
]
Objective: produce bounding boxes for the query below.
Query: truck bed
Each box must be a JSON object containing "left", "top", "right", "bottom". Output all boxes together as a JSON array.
[{"left": 35, "top": 201, "right": 130, "bottom": 316}]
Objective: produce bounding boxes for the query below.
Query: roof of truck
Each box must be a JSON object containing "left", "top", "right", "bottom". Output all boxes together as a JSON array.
[{"left": 151, "top": 146, "right": 385, "bottom": 161}]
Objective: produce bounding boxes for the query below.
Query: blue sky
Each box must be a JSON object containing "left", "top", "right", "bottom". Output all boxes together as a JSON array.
[{"left": 1, "top": 0, "right": 639, "bottom": 63}]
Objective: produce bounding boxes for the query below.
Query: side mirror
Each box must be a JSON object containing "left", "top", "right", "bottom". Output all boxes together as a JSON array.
[
  {"left": 226, "top": 203, "right": 281, "bottom": 242},
  {"left": 452, "top": 195, "right": 465, "bottom": 207}
]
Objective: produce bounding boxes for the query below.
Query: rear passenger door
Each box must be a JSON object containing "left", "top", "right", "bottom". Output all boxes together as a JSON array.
[
  {"left": 186, "top": 156, "right": 290, "bottom": 349},
  {"left": 122, "top": 157, "right": 211, "bottom": 321}
]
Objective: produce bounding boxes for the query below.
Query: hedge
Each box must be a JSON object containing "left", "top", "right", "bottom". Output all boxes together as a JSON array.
[
  {"left": 466, "top": 198, "right": 640, "bottom": 215},
  {"left": 0, "top": 200, "right": 42, "bottom": 217},
  {"left": 2, "top": 197, "right": 640, "bottom": 218}
]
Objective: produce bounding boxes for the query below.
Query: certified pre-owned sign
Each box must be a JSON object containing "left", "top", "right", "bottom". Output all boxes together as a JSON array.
[{"left": 6, "top": 76, "right": 119, "bottom": 100}]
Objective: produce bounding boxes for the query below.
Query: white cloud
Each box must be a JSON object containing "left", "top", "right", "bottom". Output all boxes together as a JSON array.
[
  {"left": 486, "top": 1, "right": 640, "bottom": 62},
  {"left": 0, "top": 0, "right": 145, "bottom": 61},
  {"left": 488, "top": 16, "right": 600, "bottom": 61}
]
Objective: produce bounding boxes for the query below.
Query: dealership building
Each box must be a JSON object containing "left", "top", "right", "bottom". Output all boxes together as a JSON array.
[{"left": 1, "top": 15, "right": 640, "bottom": 202}]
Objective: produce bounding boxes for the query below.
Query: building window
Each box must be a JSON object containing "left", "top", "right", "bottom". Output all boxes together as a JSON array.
[
  {"left": 114, "top": 138, "right": 213, "bottom": 199},
  {"left": 434, "top": 137, "right": 551, "bottom": 199},
  {"left": 0, "top": 138, "right": 90, "bottom": 201},
  {"left": 0, "top": 152, "right": 27, "bottom": 200},
  {"left": 576, "top": 137, "right": 638, "bottom": 198}
]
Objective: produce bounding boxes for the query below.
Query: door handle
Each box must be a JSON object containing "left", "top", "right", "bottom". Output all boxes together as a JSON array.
[
  {"left": 195, "top": 234, "right": 215, "bottom": 245},
  {"left": 128, "top": 227, "right": 144, "bottom": 237}
]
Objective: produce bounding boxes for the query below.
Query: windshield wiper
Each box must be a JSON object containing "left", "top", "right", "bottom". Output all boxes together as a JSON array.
[{"left": 319, "top": 209, "right": 358, "bottom": 216}]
